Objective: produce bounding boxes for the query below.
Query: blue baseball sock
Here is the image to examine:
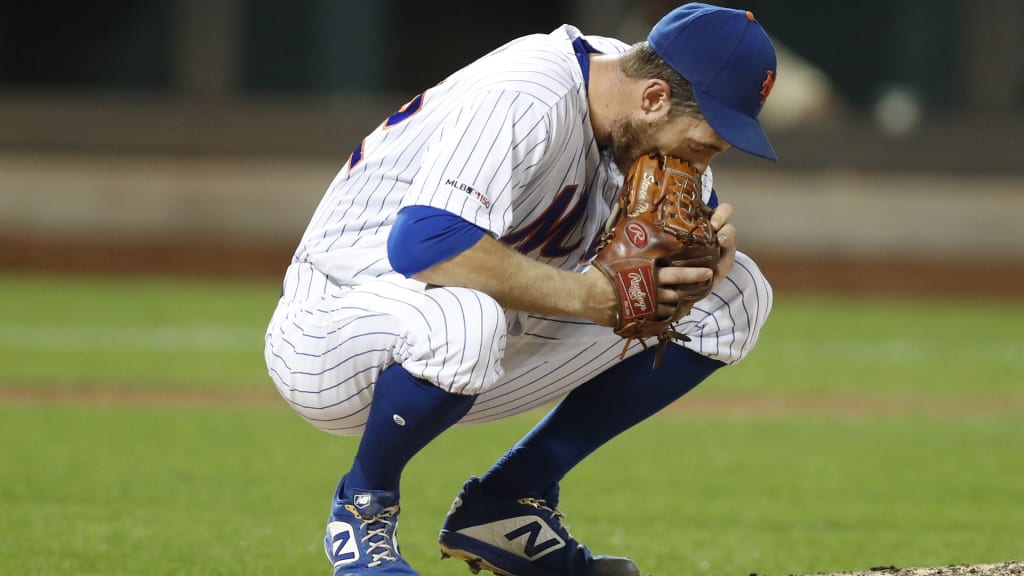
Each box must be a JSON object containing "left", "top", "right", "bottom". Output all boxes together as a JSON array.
[
  {"left": 479, "top": 345, "right": 724, "bottom": 499},
  {"left": 344, "top": 364, "right": 475, "bottom": 497}
]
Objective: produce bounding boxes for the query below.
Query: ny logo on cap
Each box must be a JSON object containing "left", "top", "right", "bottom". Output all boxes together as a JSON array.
[{"left": 759, "top": 70, "right": 776, "bottom": 107}]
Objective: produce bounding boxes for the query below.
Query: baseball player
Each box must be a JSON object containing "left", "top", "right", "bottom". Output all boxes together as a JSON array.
[{"left": 264, "top": 4, "right": 776, "bottom": 575}]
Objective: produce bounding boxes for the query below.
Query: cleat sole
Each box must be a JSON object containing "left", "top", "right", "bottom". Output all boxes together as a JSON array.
[{"left": 438, "top": 543, "right": 516, "bottom": 576}]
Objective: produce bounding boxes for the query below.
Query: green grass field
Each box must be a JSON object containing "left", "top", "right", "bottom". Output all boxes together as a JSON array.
[{"left": 1, "top": 274, "right": 1022, "bottom": 576}]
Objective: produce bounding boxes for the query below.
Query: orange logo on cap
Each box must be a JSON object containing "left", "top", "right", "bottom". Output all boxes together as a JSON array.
[{"left": 759, "top": 70, "right": 775, "bottom": 106}]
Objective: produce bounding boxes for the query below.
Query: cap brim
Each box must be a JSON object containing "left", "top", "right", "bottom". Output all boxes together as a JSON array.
[{"left": 694, "top": 89, "right": 778, "bottom": 161}]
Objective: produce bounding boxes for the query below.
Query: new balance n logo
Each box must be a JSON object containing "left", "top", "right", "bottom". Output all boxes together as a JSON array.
[
  {"left": 503, "top": 519, "right": 566, "bottom": 560},
  {"left": 456, "top": 515, "right": 566, "bottom": 561}
]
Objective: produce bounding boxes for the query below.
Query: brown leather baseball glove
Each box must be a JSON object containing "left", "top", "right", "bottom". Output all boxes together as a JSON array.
[{"left": 593, "top": 152, "right": 720, "bottom": 367}]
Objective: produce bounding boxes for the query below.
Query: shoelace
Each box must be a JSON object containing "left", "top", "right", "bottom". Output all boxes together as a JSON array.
[
  {"left": 517, "top": 498, "right": 590, "bottom": 551},
  {"left": 517, "top": 497, "right": 570, "bottom": 532},
  {"left": 347, "top": 504, "right": 401, "bottom": 567}
]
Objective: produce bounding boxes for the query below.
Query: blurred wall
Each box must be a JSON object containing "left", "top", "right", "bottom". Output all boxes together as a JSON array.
[{"left": 1, "top": 0, "right": 1022, "bottom": 272}]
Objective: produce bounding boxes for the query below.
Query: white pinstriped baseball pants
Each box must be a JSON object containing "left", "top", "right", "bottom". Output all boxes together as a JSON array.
[{"left": 264, "top": 253, "right": 772, "bottom": 436}]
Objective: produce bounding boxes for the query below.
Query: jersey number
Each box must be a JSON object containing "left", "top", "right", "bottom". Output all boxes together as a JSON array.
[{"left": 348, "top": 93, "right": 425, "bottom": 170}]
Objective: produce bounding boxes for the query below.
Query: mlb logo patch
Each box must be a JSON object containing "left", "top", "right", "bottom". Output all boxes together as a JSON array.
[{"left": 354, "top": 494, "right": 372, "bottom": 509}]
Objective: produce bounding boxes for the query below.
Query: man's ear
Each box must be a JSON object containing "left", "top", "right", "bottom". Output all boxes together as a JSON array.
[{"left": 640, "top": 79, "right": 672, "bottom": 118}]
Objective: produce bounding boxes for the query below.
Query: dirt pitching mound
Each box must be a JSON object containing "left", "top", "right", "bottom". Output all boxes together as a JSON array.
[{"left": 810, "top": 563, "right": 1024, "bottom": 576}]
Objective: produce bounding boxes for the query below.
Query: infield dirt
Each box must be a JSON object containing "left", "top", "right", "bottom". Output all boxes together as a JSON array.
[
  {"left": 3, "top": 234, "right": 1024, "bottom": 301},
  {"left": 813, "top": 562, "right": 1024, "bottom": 576}
]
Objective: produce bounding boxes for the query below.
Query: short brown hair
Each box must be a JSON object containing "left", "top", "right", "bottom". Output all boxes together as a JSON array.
[{"left": 619, "top": 41, "right": 702, "bottom": 119}]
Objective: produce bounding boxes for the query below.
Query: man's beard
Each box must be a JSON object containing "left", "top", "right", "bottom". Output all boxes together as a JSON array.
[{"left": 603, "top": 115, "right": 663, "bottom": 174}]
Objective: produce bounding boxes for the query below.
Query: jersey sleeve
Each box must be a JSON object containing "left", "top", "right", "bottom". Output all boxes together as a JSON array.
[
  {"left": 400, "top": 89, "right": 551, "bottom": 236},
  {"left": 387, "top": 205, "right": 487, "bottom": 277}
]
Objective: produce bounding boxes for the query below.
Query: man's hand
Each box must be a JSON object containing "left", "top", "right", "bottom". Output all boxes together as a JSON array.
[
  {"left": 652, "top": 202, "right": 737, "bottom": 320},
  {"left": 653, "top": 266, "right": 715, "bottom": 320},
  {"left": 710, "top": 202, "right": 737, "bottom": 288},
  {"left": 584, "top": 265, "right": 714, "bottom": 327}
]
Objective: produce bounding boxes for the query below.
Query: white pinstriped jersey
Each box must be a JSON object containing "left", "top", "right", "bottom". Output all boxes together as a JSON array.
[
  {"left": 292, "top": 25, "right": 717, "bottom": 287},
  {"left": 265, "top": 24, "right": 766, "bottom": 435}
]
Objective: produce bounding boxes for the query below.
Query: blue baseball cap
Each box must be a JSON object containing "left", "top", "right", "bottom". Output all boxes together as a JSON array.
[{"left": 648, "top": 3, "right": 778, "bottom": 160}]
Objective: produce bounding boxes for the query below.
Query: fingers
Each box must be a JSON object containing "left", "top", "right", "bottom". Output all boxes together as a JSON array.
[
  {"left": 657, "top": 266, "right": 713, "bottom": 286},
  {"left": 710, "top": 202, "right": 733, "bottom": 232},
  {"left": 717, "top": 222, "right": 736, "bottom": 252},
  {"left": 657, "top": 268, "right": 712, "bottom": 321},
  {"left": 714, "top": 222, "right": 737, "bottom": 287},
  {"left": 657, "top": 302, "right": 688, "bottom": 320}
]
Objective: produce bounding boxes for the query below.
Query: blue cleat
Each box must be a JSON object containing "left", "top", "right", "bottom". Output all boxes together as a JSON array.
[
  {"left": 438, "top": 477, "right": 639, "bottom": 576},
  {"left": 324, "top": 479, "right": 419, "bottom": 575}
]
